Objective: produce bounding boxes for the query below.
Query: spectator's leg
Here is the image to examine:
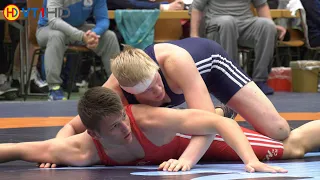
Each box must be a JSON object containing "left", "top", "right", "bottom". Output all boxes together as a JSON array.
[
  {"left": 36, "top": 26, "right": 68, "bottom": 88},
  {"left": 0, "top": 0, "right": 14, "bottom": 74},
  {"left": 0, "top": 21, "right": 6, "bottom": 74},
  {"left": 309, "top": 35, "right": 320, "bottom": 48},
  {"left": 205, "top": 15, "right": 239, "bottom": 64},
  {"left": 237, "top": 17, "right": 277, "bottom": 94},
  {"left": 8, "top": 23, "right": 22, "bottom": 86},
  {"left": 36, "top": 26, "right": 69, "bottom": 100},
  {"left": 95, "top": 30, "right": 120, "bottom": 76}
]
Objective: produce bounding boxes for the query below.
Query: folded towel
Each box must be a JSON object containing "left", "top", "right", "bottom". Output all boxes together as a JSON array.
[
  {"left": 115, "top": 9, "right": 160, "bottom": 49},
  {"left": 287, "top": 0, "right": 304, "bottom": 16}
]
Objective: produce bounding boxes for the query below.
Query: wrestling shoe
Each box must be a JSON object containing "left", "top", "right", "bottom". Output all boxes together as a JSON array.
[{"left": 48, "top": 86, "right": 66, "bottom": 101}]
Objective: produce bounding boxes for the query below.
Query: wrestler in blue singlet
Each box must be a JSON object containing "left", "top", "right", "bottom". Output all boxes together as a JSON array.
[{"left": 121, "top": 37, "right": 252, "bottom": 107}]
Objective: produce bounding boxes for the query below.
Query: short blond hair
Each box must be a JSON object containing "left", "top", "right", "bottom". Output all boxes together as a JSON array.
[{"left": 111, "top": 45, "right": 159, "bottom": 86}]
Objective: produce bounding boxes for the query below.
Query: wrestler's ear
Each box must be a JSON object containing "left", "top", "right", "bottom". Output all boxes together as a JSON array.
[{"left": 87, "top": 130, "right": 101, "bottom": 140}]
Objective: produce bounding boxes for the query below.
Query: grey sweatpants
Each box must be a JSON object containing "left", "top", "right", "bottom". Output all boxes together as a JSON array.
[
  {"left": 205, "top": 16, "right": 277, "bottom": 82},
  {"left": 36, "top": 24, "right": 120, "bottom": 88}
]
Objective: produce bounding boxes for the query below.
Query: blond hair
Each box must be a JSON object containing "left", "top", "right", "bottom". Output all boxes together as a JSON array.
[{"left": 111, "top": 45, "right": 159, "bottom": 86}]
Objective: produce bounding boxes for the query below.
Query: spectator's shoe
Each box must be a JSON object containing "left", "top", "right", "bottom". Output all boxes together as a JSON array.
[
  {"left": 256, "top": 81, "right": 274, "bottom": 95},
  {"left": 217, "top": 104, "right": 238, "bottom": 119},
  {"left": 0, "top": 81, "right": 18, "bottom": 100},
  {"left": 48, "top": 86, "right": 66, "bottom": 101},
  {"left": 76, "top": 80, "right": 88, "bottom": 88},
  {"left": 11, "top": 79, "right": 20, "bottom": 90},
  {"left": 29, "top": 67, "right": 49, "bottom": 93},
  {"left": 31, "top": 79, "right": 49, "bottom": 93}
]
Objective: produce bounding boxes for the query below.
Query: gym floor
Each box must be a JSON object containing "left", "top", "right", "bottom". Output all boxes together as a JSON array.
[{"left": 0, "top": 92, "right": 319, "bottom": 180}]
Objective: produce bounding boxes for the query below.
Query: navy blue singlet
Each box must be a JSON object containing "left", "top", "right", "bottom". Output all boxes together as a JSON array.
[{"left": 121, "top": 37, "right": 251, "bottom": 106}]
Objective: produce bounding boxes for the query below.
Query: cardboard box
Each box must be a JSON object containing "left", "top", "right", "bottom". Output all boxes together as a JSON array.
[{"left": 290, "top": 61, "right": 320, "bottom": 93}]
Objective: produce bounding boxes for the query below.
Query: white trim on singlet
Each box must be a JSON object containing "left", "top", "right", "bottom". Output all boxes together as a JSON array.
[{"left": 195, "top": 54, "right": 251, "bottom": 88}]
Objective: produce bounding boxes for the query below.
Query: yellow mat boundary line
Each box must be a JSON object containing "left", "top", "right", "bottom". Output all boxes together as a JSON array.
[{"left": 0, "top": 112, "right": 319, "bottom": 129}]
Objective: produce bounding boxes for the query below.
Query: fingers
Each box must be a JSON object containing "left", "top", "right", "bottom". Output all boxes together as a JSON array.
[
  {"left": 245, "top": 164, "right": 255, "bottom": 173},
  {"left": 44, "top": 163, "right": 52, "bottom": 168},
  {"left": 38, "top": 163, "right": 45, "bottom": 168},
  {"left": 86, "top": 43, "right": 98, "bottom": 49},
  {"left": 85, "top": 31, "right": 99, "bottom": 49},
  {"left": 269, "top": 165, "right": 288, "bottom": 173},
  {"left": 85, "top": 30, "right": 91, "bottom": 36},
  {"left": 181, "top": 164, "right": 190, "bottom": 172},
  {"left": 38, "top": 163, "right": 56, "bottom": 168},
  {"left": 278, "top": 31, "right": 286, "bottom": 41},
  {"left": 158, "top": 159, "right": 191, "bottom": 172},
  {"left": 172, "top": 163, "right": 183, "bottom": 172},
  {"left": 276, "top": 26, "right": 286, "bottom": 41},
  {"left": 245, "top": 163, "right": 288, "bottom": 173},
  {"left": 87, "top": 31, "right": 100, "bottom": 39},
  {"left": 168, "top": 160, "right": 180, "bottom": 172},
  {"left": 158, "top": 161, "right": 166, "bottom": 170},
  {"left": 162, "top": 159, "right": 174, "bottom": 171},
  {"left": 86, "top": 37, "right": 99, "bottom": 49}
]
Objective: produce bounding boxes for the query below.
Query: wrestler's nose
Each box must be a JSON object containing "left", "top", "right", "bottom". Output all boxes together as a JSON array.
[
  {"left": 120, "top": 122, "right": 130, "bottom": 134},
  {"left": 152, "top": 85, "right": 162, "bottom": 95}
]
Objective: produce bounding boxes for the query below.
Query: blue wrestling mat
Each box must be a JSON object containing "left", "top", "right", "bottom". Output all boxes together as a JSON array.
[
  {"left": 0, "top": 92, "right": 319, "bottom": 179},
  {"left": 0, "top": 152, "right": 319, "bottom": 180}
]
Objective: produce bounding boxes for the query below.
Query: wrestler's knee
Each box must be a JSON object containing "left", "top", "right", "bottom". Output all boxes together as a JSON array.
[{"left": 283, "top": 132, "right": 305, "bottom": 159}]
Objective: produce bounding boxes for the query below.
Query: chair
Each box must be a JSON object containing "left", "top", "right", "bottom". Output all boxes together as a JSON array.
[
  {"left": 238, "top": 47, "right": 255, "bottom": 77},
  {"left": 24, "top": 0, "right": 96, "bottom": 101},
  {"left": 275, "top": 28, "right": 305, "bottom": 67},
  {"left": 153, "top": 0, "right": 183, "bottom": 43},
  {"left": 154, "top": 19, "right": 183, "bottom": 43},
  {"left": 299, "top": 9, "right": 320, "bottom": 60}
]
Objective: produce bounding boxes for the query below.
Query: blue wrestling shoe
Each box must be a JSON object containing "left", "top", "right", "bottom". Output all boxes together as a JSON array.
[{"left": 48, "top": 86, "right": 66, "bottom": 101}]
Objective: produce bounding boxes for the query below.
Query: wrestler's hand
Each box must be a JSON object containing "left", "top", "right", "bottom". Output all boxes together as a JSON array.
[
  {"left": 158, "top": 158, "right": 192, "bottom": 172},
  {"left": 38, "top": 162, "right": 57, "bottom": 168},
  {"left": 245, "top": 161, "right": 288, "bottom": 173}
]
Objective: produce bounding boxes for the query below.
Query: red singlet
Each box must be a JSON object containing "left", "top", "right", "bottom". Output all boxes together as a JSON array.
[{"left": 92, "top": 105, "right": 284, "bottom": 165}]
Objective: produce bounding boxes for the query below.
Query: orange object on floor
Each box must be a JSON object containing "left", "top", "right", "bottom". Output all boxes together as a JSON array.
[{"left": 267, "top": 67, "right": 292, "bottom": 92}]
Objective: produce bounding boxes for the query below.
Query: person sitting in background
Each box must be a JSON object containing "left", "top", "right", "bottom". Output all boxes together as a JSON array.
[
  {"left": 190, "top": 0, "right": 287, "bottom": 95},
  {"left": 36, "top": 0, "right": 120, "bottom": 100},
  {"left": 300, "top": 0, "right": 320, "bottom": 47},
  {"left": 108, "top": 0, "right": 184, "bottom": 11},
  {"left": 107, "top": 0, "right": 185, "bottom": 49}
]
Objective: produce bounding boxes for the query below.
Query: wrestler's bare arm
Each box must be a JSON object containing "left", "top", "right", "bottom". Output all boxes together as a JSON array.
[
  {"left": 137, "top": 105, "right": 286, "bottom": 173},
  {"left": 162, "top": 46, "right": 215, "bottom": 112},
  {"left": 55, "top": 74, "right": 128, "bottom": 139},
  {"left": 159, "top": 45, "right": 216, "bottom": 168},
  {"left": 0, "top": 133, "right": 98, "bottom": 166}
]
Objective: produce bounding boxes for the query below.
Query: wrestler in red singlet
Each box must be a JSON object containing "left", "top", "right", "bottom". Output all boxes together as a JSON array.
[{"left": 92, "top": 105, "right": 284, "bottom": 166}]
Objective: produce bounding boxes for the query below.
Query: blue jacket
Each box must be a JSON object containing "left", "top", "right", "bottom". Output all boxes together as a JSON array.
[{"left": 38, "top": 0, "right": 109, "bottom": 41}]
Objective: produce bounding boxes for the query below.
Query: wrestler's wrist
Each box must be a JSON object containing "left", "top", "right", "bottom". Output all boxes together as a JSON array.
[
  {"left": 178, "top": 157, "right": 195, "bottom": 167},
  {"left": 243, "top": 157, "right": 260, "bottom": 165}
]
